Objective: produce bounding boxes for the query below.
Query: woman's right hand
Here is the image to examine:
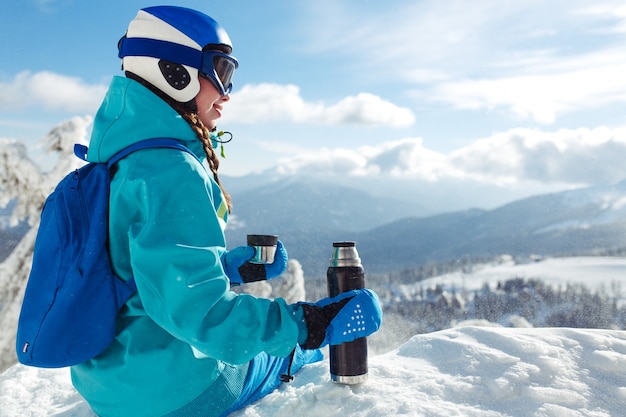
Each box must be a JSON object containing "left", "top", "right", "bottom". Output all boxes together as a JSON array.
[{"left": 292, "top": 289, "right": 383, "bottom": 349}]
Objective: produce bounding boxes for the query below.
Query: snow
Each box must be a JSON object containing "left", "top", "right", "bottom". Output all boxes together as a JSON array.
[
  {"left": 2, "top": 326, "right": 626, "bottom": 416},
  {"left": 3, "top": 118, "right": 626, "bottom": 416},
  {"left": 400, "top": 256, "right": 626, "bottom": 305}
]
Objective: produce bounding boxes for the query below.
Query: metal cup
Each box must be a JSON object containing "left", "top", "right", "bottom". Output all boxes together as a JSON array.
[{"left": 247, "top": 234, "right": 278, "bottom": 264}]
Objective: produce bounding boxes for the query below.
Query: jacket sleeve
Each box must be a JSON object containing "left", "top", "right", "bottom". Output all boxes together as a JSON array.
[{"left": 110, "top": 148, "right": 300, "bottom": 365}]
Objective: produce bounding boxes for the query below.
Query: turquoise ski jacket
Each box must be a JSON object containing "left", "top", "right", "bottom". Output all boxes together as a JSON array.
[{"left": 71, "top": 77, "right": 303, "bottom": 417}]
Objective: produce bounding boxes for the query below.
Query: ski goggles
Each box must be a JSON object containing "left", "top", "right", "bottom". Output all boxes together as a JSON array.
[
  {"left": 118, "top": 37, "right": 239, "bottom": 96},
  {"left": 199, "top": 50, "right": 238, "bottom": 96}
]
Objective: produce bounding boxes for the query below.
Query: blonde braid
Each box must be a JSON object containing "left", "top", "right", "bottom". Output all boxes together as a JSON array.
[{"left": 182, "top": 112, "right": 232, "bottom": 213}]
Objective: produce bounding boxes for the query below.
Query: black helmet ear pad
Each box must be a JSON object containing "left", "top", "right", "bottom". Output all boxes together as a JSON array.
[{"left": 158, "top": 60, "right": 191, "bottom": 90}]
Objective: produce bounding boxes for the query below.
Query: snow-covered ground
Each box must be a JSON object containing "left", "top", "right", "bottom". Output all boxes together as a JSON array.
[
  {"left": 3, "top": 256, "right": 626, "bottom": 416},
  {"left": 2, "top": 325, "right": 626, "bottom": 417}
]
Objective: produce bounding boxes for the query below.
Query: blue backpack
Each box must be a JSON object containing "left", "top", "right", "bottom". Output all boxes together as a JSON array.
[{"left": 16, "top": 138, "right": 194, "bottom": 368}]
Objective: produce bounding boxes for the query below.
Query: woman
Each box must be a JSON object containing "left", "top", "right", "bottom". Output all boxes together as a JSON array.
[{"left": 71, "top": 6, "right": 381, "bottom": 417}]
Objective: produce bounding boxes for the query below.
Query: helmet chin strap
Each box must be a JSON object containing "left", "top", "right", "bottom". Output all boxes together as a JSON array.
[
  {"left": 209, "top": 127, "right": 233, "bottom": 158},
  {"left": 126, "top": 72, "right": 232, "bottom": 157}
]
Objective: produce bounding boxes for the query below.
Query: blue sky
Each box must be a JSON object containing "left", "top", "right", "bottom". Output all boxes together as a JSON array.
[{"left": 2, "top": 0, "right": 626, "bottom": 194}]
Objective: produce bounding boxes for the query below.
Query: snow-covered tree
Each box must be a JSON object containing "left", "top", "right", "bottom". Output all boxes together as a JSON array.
[
  {"left": 0, "top": 116, "right": 92, "bottom": 372},
  {"left": 234, "top": 259, "right": 307, "bottom": 303},
  {"left": 270, "top": 259, "right": 306, "bottom": 303}
]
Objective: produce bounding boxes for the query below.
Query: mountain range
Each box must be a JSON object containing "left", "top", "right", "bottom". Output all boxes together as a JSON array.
[
  {"left": 223, "top": 177, "right": 626, "bottom": 275},
  {"left": 4, "top": 176, "right": 626, "bottom": 276}
]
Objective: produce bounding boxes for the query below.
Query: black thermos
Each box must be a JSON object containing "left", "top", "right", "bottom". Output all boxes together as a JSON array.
[{"left": 326, "top": 241, "right": 368, "bottom": 384}]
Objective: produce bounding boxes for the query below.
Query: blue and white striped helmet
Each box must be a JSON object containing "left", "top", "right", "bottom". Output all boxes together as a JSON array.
[{"left": 119, "top": 6, "right": 238, "bottom": 103}]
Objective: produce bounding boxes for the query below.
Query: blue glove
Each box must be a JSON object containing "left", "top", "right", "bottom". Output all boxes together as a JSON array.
[
  {"left": 222, "top": 240, "right": 288, "bottom": 285},
  {"left": 296, "top": 289, "right": 382, "bottom": 349}
]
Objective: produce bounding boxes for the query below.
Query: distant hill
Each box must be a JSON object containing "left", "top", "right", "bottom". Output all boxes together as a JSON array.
[
  {"left": 5, "top": 177, "right": 626, "bottom": 276},
  {"left": 352, "top": 180, "right": 626, "bottom": 273},
  {"left": 223, "top": 175, "right": 423, "bottom": 234},
  {"left": 226, "top": 179, "right": 626, "bottom": 275}
]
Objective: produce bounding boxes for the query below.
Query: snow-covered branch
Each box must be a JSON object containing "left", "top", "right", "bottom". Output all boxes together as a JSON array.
[{"left": 0, "top": 115, "right": 92, "bottom": 226}]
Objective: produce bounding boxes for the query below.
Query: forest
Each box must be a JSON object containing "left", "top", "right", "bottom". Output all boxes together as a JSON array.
[
  {"left": 293, "top": 250, "right": 626, "bottom": 356},
  {"left": 371, "top": 253, "right": 626, "bottom": 347}
]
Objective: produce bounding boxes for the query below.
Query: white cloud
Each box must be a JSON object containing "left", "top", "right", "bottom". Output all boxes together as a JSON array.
[
  {"left": 576, "top": 4, "right": 626, "bottom": 34},
  {"left": 428, "top": 48, "right": 626, "bottom": 124},
  {"left": 275, "top": 138, "right": 454, "bottom": 180},
  {"left": 451, "top": 126, "right": 626, "bottom": 185},
  {"left": 0, "top": 72, "right": 414, "bottom": 128},
  {"left": 276, "top": 147, "right": 377, "bottom": 177},
  {"left": 273, "top": 126, "right": 626, "bottom": 186},
  {"left": 319, "top": 93, "right": 415, "bottom": 127},
  {"left": 223, "top": 83, "right": 415, "bottom": 127},
  {"left": 299, "top": 0, "right": 626, "bottom": 124},
  {"left": 0, "top": 71, "right": 107, "bottom": 114}
]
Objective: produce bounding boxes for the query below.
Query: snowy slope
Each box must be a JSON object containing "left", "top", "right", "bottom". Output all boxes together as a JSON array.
[
  {"left": 408, "top": 256, "right": 626, "bottom": 304},
  {"left": 2, "top": 326, "right": 626, "bottom": 417}
]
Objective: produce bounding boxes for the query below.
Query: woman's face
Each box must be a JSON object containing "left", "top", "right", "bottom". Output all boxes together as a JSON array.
[{"left": 195, "top": 76, "right": 230, "bottom": 129}]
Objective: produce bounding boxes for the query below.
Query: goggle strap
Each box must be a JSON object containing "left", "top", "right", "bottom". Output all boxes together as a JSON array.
[{"left": 118, "top": 37, "right": 202, "bottom": 70}]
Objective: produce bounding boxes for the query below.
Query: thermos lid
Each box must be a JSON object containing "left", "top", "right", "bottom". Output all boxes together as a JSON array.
[
  {"left": 329, "top": 241, "right": 362, "bottom": 267},
  {"left": 333, "top": 241, "right": 355, "bottom": 248},
  {"left": 247, "top": 234, "right": 278, "bottom": 246}
]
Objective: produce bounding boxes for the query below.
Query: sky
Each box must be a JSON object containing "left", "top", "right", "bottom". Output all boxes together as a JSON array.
[{"left": 2, "top": 0, "right": 626, "bottom": 190}]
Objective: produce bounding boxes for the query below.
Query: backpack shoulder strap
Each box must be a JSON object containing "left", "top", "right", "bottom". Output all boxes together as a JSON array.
[
  {"left": 74, "top": 144, "right": 89, "bottom": 161},
  {"left": 107, "top": 138, "right": 197, "bottom": 168},
  {"left": 73, "top": 138, "right": 198, "bottom": 167}
]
